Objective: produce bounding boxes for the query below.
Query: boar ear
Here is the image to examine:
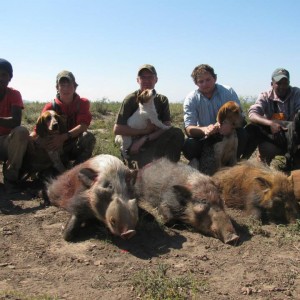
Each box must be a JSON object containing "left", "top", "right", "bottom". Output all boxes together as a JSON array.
[
  {"left": 78, "top": 168, "right": 98, "bottom": 187},
  {"left": 173, "top": 185, "right": 192, "bottom": 205},
  {"left": 193, "top": 200, "right": 210, "bottom": 215}
]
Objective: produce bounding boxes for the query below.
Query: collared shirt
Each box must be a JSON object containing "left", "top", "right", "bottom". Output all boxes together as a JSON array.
[
  {"left": 0, "top": 87, "right": 24, "bottom": 135},
  {"left": 248, "top": 87, "right": 300, "bottom": 121},
  {"left": 183, "top": 83, "right": 240, "bottom": 128}
]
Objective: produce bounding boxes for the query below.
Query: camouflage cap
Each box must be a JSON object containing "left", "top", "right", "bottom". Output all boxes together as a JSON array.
[
  {"left": 56, "top": 70, "right": 78, "bottom": 86},
  {"left": 137, "top": 64, "right": 157, "bottom": 76},
  {"left": 272, "top": 68, "right": 290, "bottom": 82}
]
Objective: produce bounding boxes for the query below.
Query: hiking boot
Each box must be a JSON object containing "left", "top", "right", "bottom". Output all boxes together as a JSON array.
[{"left": 4, "top": 179, "right": 23, "bottom": 195}]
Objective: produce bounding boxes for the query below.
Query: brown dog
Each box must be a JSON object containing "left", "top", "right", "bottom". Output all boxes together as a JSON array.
[
  {"left": 198, "top": 101, "right": 244, "bottom": 175},
  {"left": 35, "top": 110, "right": 67, "bottom": 173}
]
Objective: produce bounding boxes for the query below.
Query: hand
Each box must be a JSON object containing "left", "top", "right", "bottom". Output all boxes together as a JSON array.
[
  {"left": 270, "top": 121, "right": 287, "bottom": 134},
  {"left": 129, "top": 136, "right": 147, "bottom": 154},
  {"left": 144, "top": 120, "right": 157, "bottom": 134},
  {"left": 204, "top": 124, "right": 219, "bottom": 136}
]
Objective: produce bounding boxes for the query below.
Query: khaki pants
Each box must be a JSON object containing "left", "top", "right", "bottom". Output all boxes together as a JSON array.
[
  {"left": 0, "top": 126, "right": 29, "bottom": 182},
  {"left": 126, "top": 127, "right": 184, "bottom": 169}
]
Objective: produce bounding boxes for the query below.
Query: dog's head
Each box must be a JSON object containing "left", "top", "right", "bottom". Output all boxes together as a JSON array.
[
  {"left": 217, "top": 101, "right": 243, "bottom": 129},
  {"left": 36, "top": 110, "right": 66, "bottom": 138},
  {"left": 137, "top": 89, "right": 156, "bottom": 105}
]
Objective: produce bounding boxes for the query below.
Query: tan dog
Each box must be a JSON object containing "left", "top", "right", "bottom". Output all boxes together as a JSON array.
[
  {"left": 197, "top": 101, "right": 244, "bottom": 175},
  {"left": 115, "top": 89, "right": 171, "bottom": 158},
  {"left": 36, "top": 110, "right": 67, "bottom": 173},
  {"left": 214, "top": 101, "right": 244, "bottom": 167}
]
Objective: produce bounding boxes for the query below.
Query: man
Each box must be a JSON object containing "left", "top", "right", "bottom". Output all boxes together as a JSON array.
[
  {"left": 183, "top": 64, "right": 247, "bottom": 164},
  {"left": 0, "top": 58, "right": 29, "bottom": 191},
  {"left": 246, "top": 68, "right": 300, "bottom": 165},
  {"left": 30, "top": 70, "right": 95, "bottom": 171},
  {"left": 113, "top": 64, "right": 184, "bottom": 169}
]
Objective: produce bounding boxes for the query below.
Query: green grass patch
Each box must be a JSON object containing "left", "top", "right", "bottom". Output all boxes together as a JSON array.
[{"left": 132, "top": 263, "right": 205, "bottom": 300}]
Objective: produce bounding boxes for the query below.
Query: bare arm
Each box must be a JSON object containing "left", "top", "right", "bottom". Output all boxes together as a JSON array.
[
  {"left": 113, "top": 122, "right": 157, "bottom": 137},
  {"left": 249, "top": 114, "right": 284, "bottom": 134},
  {"left": 185, "top": 124, "right": 219, "bottom": 138},
  {"left": 0, "top": 106, "right": 22, "bottom": 128},
  {"left": 41, "top": 123, "right": 89, "bottom": 151}
]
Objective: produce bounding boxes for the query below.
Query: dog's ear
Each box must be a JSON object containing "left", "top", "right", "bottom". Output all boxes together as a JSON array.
[
  {"left": 36, "top": 114, "right": 48, "bottom": 137},
  {"left": 217, "top": 101, "right": 240, "bottom": 124},
  {"left": 137, "top": 90, "right": 145, "bottom": 104}
]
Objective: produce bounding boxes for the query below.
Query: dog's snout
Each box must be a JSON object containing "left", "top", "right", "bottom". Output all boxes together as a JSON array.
[{"left": 52, "top": 123, "right": 59, "bottom": 130}]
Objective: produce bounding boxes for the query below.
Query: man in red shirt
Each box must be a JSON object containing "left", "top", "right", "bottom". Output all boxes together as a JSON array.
[
  {"left": 30, "top": 70, "right": 95, "bottom": 170},
  {"left": 0, "top": 58, "right": 29, "bottom": 191}
]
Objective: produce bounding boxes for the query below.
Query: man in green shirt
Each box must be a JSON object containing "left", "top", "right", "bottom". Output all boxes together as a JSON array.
[{"left": 114, "top": 64, "right": 184, "bottom": 169}]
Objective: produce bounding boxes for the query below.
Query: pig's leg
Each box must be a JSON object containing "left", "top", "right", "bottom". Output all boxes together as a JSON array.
[{"left": 63, "top": 215, "right": 82, "bottom": 241}]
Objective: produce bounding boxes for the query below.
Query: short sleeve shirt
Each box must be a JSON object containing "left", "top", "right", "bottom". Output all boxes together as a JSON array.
[
  {"left": 0, "top": 87, "right": 24, "bottom": 135},
  {"left": 115, "top": 90, "right": 170, "bottom": 125}
]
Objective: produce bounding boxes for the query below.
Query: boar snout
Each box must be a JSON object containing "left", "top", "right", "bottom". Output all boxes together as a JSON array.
[
  {"left": 223, "top": 233, "right": 239, "bottom": 245},
  {"left": 121, "top": 229, "right": 136, "bottom": 240}
]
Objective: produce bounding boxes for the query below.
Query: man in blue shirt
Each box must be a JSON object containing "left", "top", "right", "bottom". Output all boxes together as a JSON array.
[{"left": 183, "top": 64, "right": 247, "bottom": 164}]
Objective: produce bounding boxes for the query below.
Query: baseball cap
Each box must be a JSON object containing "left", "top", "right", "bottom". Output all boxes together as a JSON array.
[
  {"left": 0, "top": 58, "right": 13, "bottom": 78},
  {"left": 56, "top": 70, "right": 78, "bottom": 86},
  {"left": 137, "top": 64, "right": 157, "bottom": 76},
  {"left": 272, "top": 68, "right": 290, "bottom": 82}
]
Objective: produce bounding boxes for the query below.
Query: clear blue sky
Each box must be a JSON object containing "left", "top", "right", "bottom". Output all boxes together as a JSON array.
[{"left": 2, "top": 0, "right": 300, "bottom": 102}]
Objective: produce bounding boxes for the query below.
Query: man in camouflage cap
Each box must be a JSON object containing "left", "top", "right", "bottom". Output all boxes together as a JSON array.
[
  {"left": 30, "top": 70, "right": 95, "bottom": 174},
  {"left": 114, "top": 64, "right": 184, "bottom": 169}
]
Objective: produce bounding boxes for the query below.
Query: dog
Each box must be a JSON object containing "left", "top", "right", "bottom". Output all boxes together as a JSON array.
[
  {"left": 35, "top": 110, "right": 67, "bottom": 173},
  {"left": 197, "top": 101, "right": 244, "bottom": 175},
  {"left": 259, "top": 109, "right": 300, "bottom": 170},
  {"left": 115, "top": 89, "right": 171, "bottom": 159}
]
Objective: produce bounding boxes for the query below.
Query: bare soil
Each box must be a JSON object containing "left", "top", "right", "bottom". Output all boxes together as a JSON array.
[{"left": 0, "top": 171, "right": 300, "bottom": 300}]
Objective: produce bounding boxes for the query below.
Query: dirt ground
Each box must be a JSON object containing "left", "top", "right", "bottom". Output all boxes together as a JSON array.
[{"left": 0, "top": 170, "right": 300, "bottom": 300}]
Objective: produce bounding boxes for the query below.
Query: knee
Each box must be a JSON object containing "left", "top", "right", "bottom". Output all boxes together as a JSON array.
[
  {"left": 80, "top": 131, "right": 96, "bottom": 151},
  {"left": 168, "top": 127, "right": 185, "bottom": 143},
  {"left": 10, "top": 126, "right": 29, "bottom": 143}
]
